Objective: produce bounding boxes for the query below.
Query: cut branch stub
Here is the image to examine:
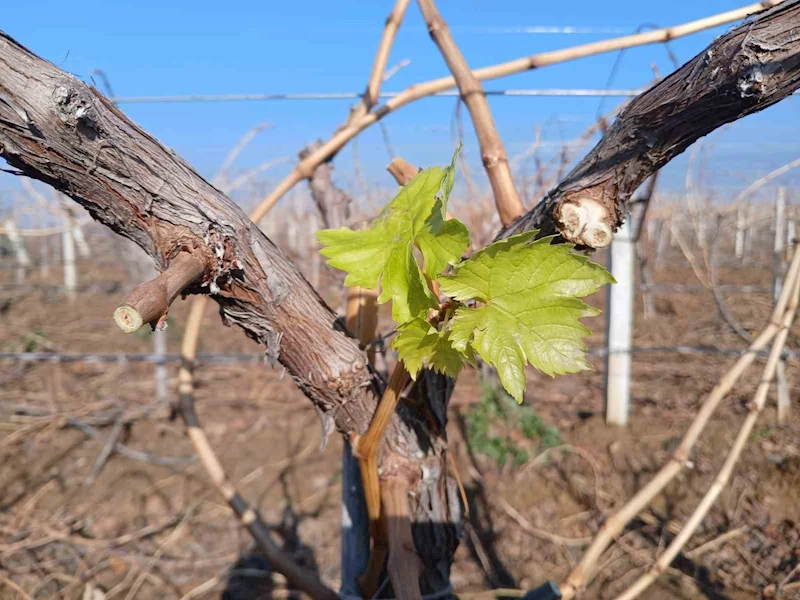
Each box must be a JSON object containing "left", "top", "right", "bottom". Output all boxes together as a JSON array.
[
  {"left": 500, "top": 0, "right": 800, "bottom": 246},
  {"left": 558, "top": 198, "right": 613, "bottom": 248},
  {"left": 114, "top": 251, "right": 206, "bottom": 333},
  {"left": 387, "top": 156, "right": 420, "bottom": 185}
]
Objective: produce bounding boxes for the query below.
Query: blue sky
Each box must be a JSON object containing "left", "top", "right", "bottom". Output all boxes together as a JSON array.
[{"left": 2, "top": 0, "right": 799, "bottom": 210}]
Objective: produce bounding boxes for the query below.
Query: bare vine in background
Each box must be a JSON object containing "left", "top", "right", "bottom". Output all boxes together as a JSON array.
[
  {"left": 560, "top": 243, "right": 800, "bottom": 599},
  {"left": 1, "top": 2, "right": 799, "bottom": 598},
  {"left": 247, "top": 1, "right": 781, "bottom": 226},
  {"left": 614, "top": 242, "right": 800, "bottom": 600}
]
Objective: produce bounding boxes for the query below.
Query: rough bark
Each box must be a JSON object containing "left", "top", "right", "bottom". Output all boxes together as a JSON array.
[
  {"left": 0, "top": 31, "right": 460, "bottom": 594},
  {"left": 2, "top": 1, "right": 800, "bottom": 592},
  {"left": 299, "top": 140, "right": 352, "bottom": 230},
  {"left": 502, "top": 0, "right": 800, "bottom": 245}
]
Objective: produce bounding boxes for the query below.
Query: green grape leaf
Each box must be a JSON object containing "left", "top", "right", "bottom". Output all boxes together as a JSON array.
[
  {"left": 316, "top": 147, "right": 469, "bottom": 323},
  {"left": 438, "top": 231, "right": 614, "bottom": 403},
  {"left": 392, "top": 317, "right": 472, "bottom": 379}
]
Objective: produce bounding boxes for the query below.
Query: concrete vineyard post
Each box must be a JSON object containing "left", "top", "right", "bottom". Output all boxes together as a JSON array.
[
  {"left": 743, "top": 204, "right": 754, "bottom": 264},
  {"left": 62, "top": 216, "right": 77, "bottom": 301},
  {"left": 153, "top": 328, "right": 169, "bottom": 405},
  {"left": 735, "top": 204, "right": 748, "bottom": 261},
  {"left": 605, "top": 215, "right": 636, "bottom": 426},
  {"left": 4, "top": 219, "right": 30, "bottom": 284},
  {"left": 775, "top": 188, "right": 790, "bottom": 424},
  {"left": 655, "top": 217, "right": 669, "bottom": 268}
]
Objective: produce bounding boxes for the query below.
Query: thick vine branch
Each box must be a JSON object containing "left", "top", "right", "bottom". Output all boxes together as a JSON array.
[
  {"left": 502, "top": 0, "right": 800, "bottom": 246},
  {"left": 177, "top": 4, "right": 448, "bottom": 594},
  {"left": 0, "top": 29, "right": 458, "bottom": 595},
  {"left": 3, "top": 3, "right": 799, "bottom": 594}
]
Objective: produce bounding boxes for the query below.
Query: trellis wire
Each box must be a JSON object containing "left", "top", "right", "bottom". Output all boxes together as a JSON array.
[
  {"left": 774, "top": 188, "right": 791, "bottom": 422},
  {"left": 2, "top": 346, "right": 797, "bottom": 364},
  {"left": 105, "top": 88, "right": 800, "bottom": 104}
]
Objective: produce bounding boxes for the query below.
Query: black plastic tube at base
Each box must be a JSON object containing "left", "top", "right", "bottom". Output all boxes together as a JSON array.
[{"left": 520, "top": 581, "right": 561, "bottom": 600}]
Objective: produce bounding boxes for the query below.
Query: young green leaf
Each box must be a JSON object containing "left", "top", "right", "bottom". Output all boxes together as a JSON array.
[
  {"left": 391, "top": 317, "right": 472, "bottom": 379},
  {"left": 316, "top": 149, "right": 469, "bottom": 323},
  {"left": 438, "top": 232, "right": 614, "bottom": 403}
]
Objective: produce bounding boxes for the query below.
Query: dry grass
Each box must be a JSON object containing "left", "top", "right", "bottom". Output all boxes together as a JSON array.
[{"left": 1, "top": 201, "right": 799, "bottom": 600}]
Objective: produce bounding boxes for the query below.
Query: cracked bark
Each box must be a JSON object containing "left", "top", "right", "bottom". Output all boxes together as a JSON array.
[
  {"left": 502, "top": 0, "right": 800, "bottom": 246},
  {"left": 2, "top": 1, "right": 800, "bottom": 593},
  {"left": 0, "top": 31, "right": 460, "bottom": 595}
]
